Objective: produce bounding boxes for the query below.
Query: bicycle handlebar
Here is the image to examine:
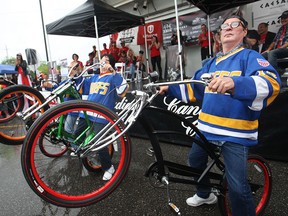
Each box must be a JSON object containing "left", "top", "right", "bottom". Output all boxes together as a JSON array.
[
  {"left": 143, "top": 72, "right": 211, "bottom": 89},
  {"left": 143, "top": 79, "right": 207, "bottom": 89}
]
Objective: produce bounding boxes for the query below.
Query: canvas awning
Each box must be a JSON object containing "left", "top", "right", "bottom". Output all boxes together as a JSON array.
[
  {"left": 187, "top": 0, "right": 260, "bottom": 15},
  {"left": 46, "top": 0, "right": 145, "bottom": 38}
]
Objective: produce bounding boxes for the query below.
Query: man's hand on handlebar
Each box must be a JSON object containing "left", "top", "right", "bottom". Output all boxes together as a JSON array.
[
  {"left": 207, "top": 77, "right": 235, "bottom": 94},
  {"left": 159, "top": 86, "right": 169, "bottom": 95},
  {"left": 158, "top": 75, "right": 235, "bottom": 95}
]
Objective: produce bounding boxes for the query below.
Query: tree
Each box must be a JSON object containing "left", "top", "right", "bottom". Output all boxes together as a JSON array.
[
  {"left": 1, "top": 57, "right": 16, "bottom": 65},
  {"left": 37, "top": 62, "right": 49, "bottom": 75}
]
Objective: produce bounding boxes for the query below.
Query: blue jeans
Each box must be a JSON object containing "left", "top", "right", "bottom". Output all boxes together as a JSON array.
[
  {"left": 129, "top": 64, "right": 135, "bottom": 81},
  {"left": 64, "top": 114, "right": 78, "bottom": 134},
  {"left": 73, "top": 118, "right": 112, "bottom": 171},
  {"left": 262, "top": 48, "right": 288, "bottom": 74},
  {"left": 188, "top": 141, "right": 256, "bottom": 216}
]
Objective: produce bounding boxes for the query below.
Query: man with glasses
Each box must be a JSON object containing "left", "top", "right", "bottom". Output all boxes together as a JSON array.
[
  {"left": 159, "top": 15, "right": 281, "bottom": 216},
  {"left": 262, "top": 10, "right": 288, "bottom": 75}
]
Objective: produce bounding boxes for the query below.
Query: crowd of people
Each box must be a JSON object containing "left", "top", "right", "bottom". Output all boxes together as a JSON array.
[
  {"left": 200, "top": 10, "right": 288, "bottom": 76},
  {"left": 64, "top": 41, "right": 146, "bottom": 82}
]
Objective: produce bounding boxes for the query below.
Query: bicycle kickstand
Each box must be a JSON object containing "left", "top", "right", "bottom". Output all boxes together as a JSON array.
[{"left": 162, "top": 176, "right": 181, "bottom": 215}]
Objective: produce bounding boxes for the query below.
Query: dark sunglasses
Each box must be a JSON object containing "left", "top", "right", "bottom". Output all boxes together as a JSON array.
[{"left": 220, "top": 21, "right": 244, "bottom": 30}]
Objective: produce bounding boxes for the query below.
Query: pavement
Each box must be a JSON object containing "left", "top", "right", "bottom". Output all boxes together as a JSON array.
[{"left": 0, "top": 137, "right": 288, "bottom": 216}]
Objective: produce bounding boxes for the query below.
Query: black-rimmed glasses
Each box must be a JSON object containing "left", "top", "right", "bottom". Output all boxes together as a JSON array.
[{"left": 220, "top": 21, "right": 244, "bottom": 30}]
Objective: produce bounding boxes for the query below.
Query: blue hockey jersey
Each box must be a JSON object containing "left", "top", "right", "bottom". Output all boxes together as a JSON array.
[
  {"left": 167, "top": 47, "right": 281, "bottom": 146},
  {"left": 76, "top": 71, "right": 129, "bottom": 122}
]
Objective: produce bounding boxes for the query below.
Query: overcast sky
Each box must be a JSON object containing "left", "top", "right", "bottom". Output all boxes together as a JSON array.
[{"left": 0, "top": 0, "right": 109, "bottom": 64}]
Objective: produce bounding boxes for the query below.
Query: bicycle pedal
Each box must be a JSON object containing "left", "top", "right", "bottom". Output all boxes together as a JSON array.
[{"left": 168, "top": 202, "right": 181, "bottom": 215}]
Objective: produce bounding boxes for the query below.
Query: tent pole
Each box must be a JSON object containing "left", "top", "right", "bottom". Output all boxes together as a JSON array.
[
  {"left": 143, "top": 25, "right": 150, "bottom": 75},
  {"left": 174, "top": 0, "right": 183, "bottom": 81},
  {"left": 207, "top": 15, "right": 212, "bottom": 58},
  {"left": 94, "top": 16, "right": 101, "bottom": 62}
]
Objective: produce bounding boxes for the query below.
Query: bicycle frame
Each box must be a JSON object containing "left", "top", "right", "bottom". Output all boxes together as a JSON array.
[
  {"left": 78, "top": 78, "right": 211, "bottom": 156},
  {"left": 20, "top": 63, "right": 99, "bottom": 121},
  {"left": 30, "top": 63, "right": 101, "bottom": 146},
  {"left": 140, "top": 106, "right": 225, "bottom": 188},
  {"left": 22, "top": 64, "right": 100, "bottom": 121},
  {"left": 70, "top": 77, "right": 229, "bottom": 213}
]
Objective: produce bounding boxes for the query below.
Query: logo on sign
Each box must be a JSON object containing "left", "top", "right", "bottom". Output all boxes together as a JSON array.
[
  {"left": 147, "top": 25, "right": 154, "bottom": 34},
  {"left": 163, "top": 97, "right": 201, "bottom": 137}
]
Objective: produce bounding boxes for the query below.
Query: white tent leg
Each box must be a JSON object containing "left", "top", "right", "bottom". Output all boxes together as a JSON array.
[
  {"left": 94, "top": 16, "right": 101, "bottom": 62},
  {"left": 174, "top": 0, "right": 183, "bottom": 81}
]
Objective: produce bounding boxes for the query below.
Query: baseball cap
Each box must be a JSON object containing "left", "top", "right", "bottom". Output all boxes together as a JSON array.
[
  {"left": 278, "top": 10, "right": 288, "bottom": 19},
  {"left": 247, "top": 30, "right": 260, "bottom": 41}
]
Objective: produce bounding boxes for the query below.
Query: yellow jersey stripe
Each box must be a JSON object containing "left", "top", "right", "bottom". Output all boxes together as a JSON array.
[
  {"left": 260, "top": 72, "right": 281, "bottom": 106},
  {"left": 216, "top": 47, "right": 245, "bottom": 65},
  {"left": 199, "top": 112, "right": 258, "bottom": 130},
  {"left": 186, "top": 84, "right": 196, "bottom": 102}
]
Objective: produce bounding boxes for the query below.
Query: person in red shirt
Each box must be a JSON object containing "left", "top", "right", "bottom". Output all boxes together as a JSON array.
[
  {"left": 85, "top": 52, "right": 95, "bottom": 74},
  {"left": 149, "top": 35, "right": 163, "bottom": 80},
  {"left": 109, "top": 41, "right": 120, "bottom": 62},
  {"left": 15, "top": 53, "right": 32, "bottom": 86},
  {"left": 198, "top": 24, "right": 214, "bottom": 60},
  {"left": 257, "top": 23, "right": 276, "bottom": 53},
  {"left": 136, "top": 50, "right": 146, "bottom": 72},
  {"left": 119, "top": 41, "right": 129, "bottom": 56},
  {"left": 101, "top": 43, "right": 110, "bottom": 57},
  {"left": 118, "top": 50, "right": 128, "bottom": 63},
  {"left": 69, "top": 53, "right": 83, "bottom": 75},
  {"left": 212, "top": 30, "right": 221, "bottom": 55}
]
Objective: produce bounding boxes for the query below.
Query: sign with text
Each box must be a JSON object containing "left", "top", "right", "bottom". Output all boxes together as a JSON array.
[
  {"left": 251, "top": 0, "right": 288, "bottom": 33},
  {"left": 115, "top": 93, "right": 202, "bottom": 145},
  {"left": 137, "top": 21, "right": 163, "bottom": 45}
]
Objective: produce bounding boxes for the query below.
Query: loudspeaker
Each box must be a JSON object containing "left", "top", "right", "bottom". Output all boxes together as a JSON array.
[{"left": 25, "top": 48, "right": 38, "bottom": 65}]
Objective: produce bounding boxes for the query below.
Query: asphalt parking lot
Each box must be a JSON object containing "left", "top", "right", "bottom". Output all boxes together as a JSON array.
[{"left": 0, "top": 137, "right": 288, "bottom": 216}]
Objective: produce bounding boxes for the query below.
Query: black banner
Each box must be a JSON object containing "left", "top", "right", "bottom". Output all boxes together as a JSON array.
[
  {"left": 162, "top": 7, "right": 241, "bottom": 47},
  {"left": 116, "top": 90, "right": 288, "bottom": 161}
]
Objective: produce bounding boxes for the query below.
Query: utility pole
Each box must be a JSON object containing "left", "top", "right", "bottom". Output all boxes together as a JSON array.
[
  {"left": 39, "top": 0, "right": 49, "bottom": 62},
  {"left": 5, "top": 45, "right": 8, "bottom": 58}
]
